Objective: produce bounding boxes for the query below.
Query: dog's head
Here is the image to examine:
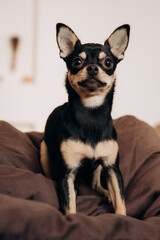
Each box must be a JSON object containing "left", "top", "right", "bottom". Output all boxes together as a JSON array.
[{"left": 56, "top": 23, "right": 130, "bottom": 107}]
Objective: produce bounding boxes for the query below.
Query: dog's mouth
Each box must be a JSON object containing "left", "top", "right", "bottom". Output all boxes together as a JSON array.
[{"left": 78, "top": 78, "right": 106, "bottom": 91}]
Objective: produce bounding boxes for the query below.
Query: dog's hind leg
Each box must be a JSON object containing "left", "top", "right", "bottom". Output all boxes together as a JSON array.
[
  {"left": 40, "top": 140, "right": 51, "bottom": 178},
  {"left": 92, "top": 165, "right": 111, "bottom": 202}
]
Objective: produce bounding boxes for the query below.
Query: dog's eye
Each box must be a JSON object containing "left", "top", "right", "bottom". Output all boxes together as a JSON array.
[
  {"left": 103, "top": 58, "right": 113, "bottom": 69},
  {"left": 72, "top": 57, "right": 83, "bottom": 68}
]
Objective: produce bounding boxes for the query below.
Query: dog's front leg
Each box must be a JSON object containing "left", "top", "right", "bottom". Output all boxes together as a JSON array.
[
  {"left": 57, "top": 172, "right": 76, "bottom": 215},
  {"left": 105, "top": 164, "right": 126, "bottom": 215}
]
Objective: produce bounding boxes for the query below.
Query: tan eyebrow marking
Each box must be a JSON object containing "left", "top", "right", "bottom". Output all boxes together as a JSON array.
[
  {"left": 99, "top": 52, "right": 106, "bottom": 59},
  {"left": 79, "top": 51, "right": 87, "bottom": 59}
]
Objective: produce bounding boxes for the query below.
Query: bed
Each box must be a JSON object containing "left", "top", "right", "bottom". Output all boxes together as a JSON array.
[{"left": 0, "top": 115, "right": 160, "bottom": 239}]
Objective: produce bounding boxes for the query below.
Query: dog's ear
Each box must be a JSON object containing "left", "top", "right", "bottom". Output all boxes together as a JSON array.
[
  {"left": 105, "top": 25, "right": 130, "bottom": 60},
  {"left": 56, "top": 23, "right": 80, "bottom": 59}
]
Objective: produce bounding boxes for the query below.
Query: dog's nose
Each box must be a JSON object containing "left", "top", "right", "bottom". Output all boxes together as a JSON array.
[{"left": 87, "top": 65, "right": 99, "bottom": 76}]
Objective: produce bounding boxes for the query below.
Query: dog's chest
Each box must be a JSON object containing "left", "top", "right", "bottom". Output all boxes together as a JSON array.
[{"left": 60, "top": 139, "right": 118, "bottom": 169}]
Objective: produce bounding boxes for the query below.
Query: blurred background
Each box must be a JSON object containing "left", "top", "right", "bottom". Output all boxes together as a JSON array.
[{"left": 0, "top": 0, "right": 160, "bottom": 132}]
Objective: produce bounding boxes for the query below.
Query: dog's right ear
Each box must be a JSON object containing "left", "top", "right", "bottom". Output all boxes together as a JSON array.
[{"left": 56, "top": 23, "right": 80, "bottom": 59}]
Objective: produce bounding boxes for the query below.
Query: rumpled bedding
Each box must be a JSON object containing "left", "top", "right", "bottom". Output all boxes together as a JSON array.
[{"left": 0, "top": 116, "right": 160, "bottom": 240}]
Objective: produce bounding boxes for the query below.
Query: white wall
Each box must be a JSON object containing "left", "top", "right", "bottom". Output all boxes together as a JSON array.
[
  {"left": 0, "top": 0, "right": 160, "bottom": 131},
  {"left": 0, "top": 0, "right": 36, "bottom": 131}
]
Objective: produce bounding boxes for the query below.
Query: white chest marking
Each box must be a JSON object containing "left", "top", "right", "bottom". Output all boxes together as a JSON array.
[{"left": 60, "top": 139, "right": 118, "bottom": 169}]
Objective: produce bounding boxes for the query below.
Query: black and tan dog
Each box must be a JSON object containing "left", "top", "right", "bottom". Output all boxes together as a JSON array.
[{"left": 40, "top": 23, "right": 130, "bottom": 215}]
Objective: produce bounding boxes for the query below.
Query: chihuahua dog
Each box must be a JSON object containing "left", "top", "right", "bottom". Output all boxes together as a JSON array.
[{"left": 40, "top": 23, "right": 130, "bottom": 215}]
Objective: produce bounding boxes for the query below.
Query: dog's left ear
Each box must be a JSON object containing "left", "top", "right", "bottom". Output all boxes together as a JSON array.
[
  {"left": 105, "top": 24, "right": 130, "bottom": 60},
  {"left": 56, "top": 23, "right": 80, "bottom": 59}
]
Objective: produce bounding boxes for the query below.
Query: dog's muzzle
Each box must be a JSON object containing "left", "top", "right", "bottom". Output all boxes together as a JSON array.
[{"left": 78, "top": 78, "right": 106, "bottom": 89}]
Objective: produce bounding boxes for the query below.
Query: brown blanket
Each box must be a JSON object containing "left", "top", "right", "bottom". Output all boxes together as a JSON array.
[{"left": 0, "top": 116, "right": 160, "bottom": 239}]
